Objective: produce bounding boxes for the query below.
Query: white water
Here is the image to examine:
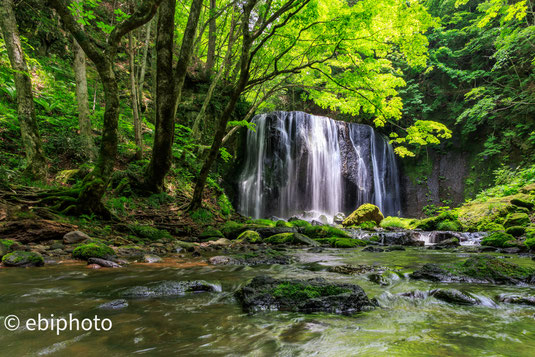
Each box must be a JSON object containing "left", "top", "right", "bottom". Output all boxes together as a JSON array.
[{"left": 238, "top": 111, "right": 401, "bottom": 220}]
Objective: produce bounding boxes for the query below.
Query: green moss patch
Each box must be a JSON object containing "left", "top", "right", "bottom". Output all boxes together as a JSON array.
[
  {"left": 448, "top": 256, "right": 535, "bottom": 282},
  {"left": 2, "top": 251, "right": 44, "bottom": 267},
  {"left": 303, "top": 225, "right": 349, "bottom": 238},
  {"left": 315, "top": 237, "right": 368, "bottom": 248},
  {"left": 342, "top": 204, "right": 384, "bottom": 227},
  {"left": 72, "top": 243, "right": 115, "bottom": 260},
  {"left": 481, "top": 232, "right": 516, "bottom": 248},
  {"left": 275, "top": 220, "right": 292, "bottom": 228},
  {"left": 503, "top": 213, "right": 530, "bottom": 228},
  {"left": 288, "top": 219, "right": 312, "bottom": 228},
  {"left": 272, "top": 282, "right": 350, "bottom": 300},
  {"left": 127, "top": 224, "right": 172, "bottom": 241},
  {"left": 380, "top": 216, "right": 414, "bottom": 229},
  {"left": 236, "top": 230, "right": 262, "bottom": 243}
]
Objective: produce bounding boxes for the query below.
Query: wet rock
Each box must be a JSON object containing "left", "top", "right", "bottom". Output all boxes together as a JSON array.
[
  {"left": 328, "top": 264, "right": 386, "bottom": 275},
  {"left": 0, "top": 243, "right": 8, "bottom": 258},
  {"left": 398, "top": 290, "right": 427, "bottom": 300},
  {"left": 87, "top": 257, "right": 122, "bottom": 268},
  {"left": 116, "top": 246, "right": 145, "bottom": 259},
  {"left": 209, "top": 249, "right": 292, "bottom": 266},
  {"left": 362, "top": 246, "right": 385, "bottom": 252},
  {"left": 87, "top": 264, "right": 101, "bottom": 269},
  {"left": 333, "top": 212, "right": 346, "bottom": 224},
  {"left": 235, "top": 275, "right": 375, "bottom": 314},
  {"left": 497, "top": 294, "right": 535, "bottom": 306},
  {"left": 120, "top": 280, "right": 220, "bottom": 299},
  {"left": 430, "top": 289, "right": 480, "bottom": 305},
  {"left": 72, "top": 243, "right": 115, "bottom": 260},
  {"left": 435, "top": 237, "right": 460, "bottom": 247},
  {"left": 209, "top": 255, "right": 238, "bottom": 265},
  {"left": 1, "top": 251, "right": 44, "bottom": 267},
  {"left": 49, "top": 242, "right": 64, "bottom": 250},
  {"left": 375, "top": 231, "right": 422, "bottom": 246},
  {"left": 265, "top": 233, "right": 319, "bottom": 246},
  {"left": 411, "top": 255, "right": 535, "bottom": 285},
  {"left": 500, "top": 247, "right": 522, "bottom": 254},
  {"left": 143, "top": 254, "right": 162, "bottom": 263},
  {"left": 254, "top": 227, "right": 298, "bottom": 238},
  {"left": 318, "top": 215, "right": 329, "bottom": 224},
  {"left": 369, "top": 271, "right": 401, "bottom": 286},
  {"left": 98, "top": 299, "right": 129, "bottom": 310},
  {"left": 63, "top": 230, "right": 90, "bottom": 245},
  {"left": 478, "top": 246, "right": 498, "bottom": 253},
  {"left": 236, "top": 230, "right": 262, "bottom": 243},
  {"left": 310, "top": 220, "right": 323, "bottom": 226}
]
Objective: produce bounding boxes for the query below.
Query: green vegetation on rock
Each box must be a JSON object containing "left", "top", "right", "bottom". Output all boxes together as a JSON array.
[
  {"left": 127, "top": 224, "right": 172, "bottom": 241},
  {"left": 275, "top": 220, "right": 292, "bottom": 228},
  {"left": 236, "top": 230, "right": 262, "bottom": 243},
  {"left": 303, "top": 225, "right": 349, "bottom": 238},
  {"left": 272, "top": 282, "right": 350, "bottom": 300},
  {"left": 72, "top": 243, "right": 114, "bottom": 260},
  {"left": 505, "top": 226, "right": 526, "bottom": 237},
  {"left": 481, "top": 232, "right": 516, "bottom": 248},
  {"left": 380, "top": 217, "right": 414, "bottom": 229},
  {"left": 199, "top": 227, "right": 224, "bottom": 239},
  {"left": 2, "top": 251, "right": 44, "bottom": 267},
  {"left": 315, "top": 237, "right": 368, "bottom": 248},
  {"left": 288, "top": 220, "right": 312, "bottom": 228},
  {"left": 503, "top": 213, "right": 530, "bottom": 228},
  {"left": 342, "top": 204, "right": 384, "bottom": 227}
]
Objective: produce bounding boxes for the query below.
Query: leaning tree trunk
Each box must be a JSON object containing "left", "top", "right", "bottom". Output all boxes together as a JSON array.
[
  {"left": 0, "top": 0, "right": 47, "bottom": 178},
  {"left": 73, "top": 37, "right": 96, "bottom": 160},
  {"left": 129, "top": 31, "right": 143, "bottom": 160}
]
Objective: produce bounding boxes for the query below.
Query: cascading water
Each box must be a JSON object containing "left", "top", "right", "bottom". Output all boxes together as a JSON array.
[{"left": 238, "top": 111, "right": 401, "bottom": 221}]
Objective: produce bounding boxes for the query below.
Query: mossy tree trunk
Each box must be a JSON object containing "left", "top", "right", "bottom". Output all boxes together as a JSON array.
[
  {"left": 0, "top": 0, "right": 47, "bottom": 178},
  {"left": 129, "top": 31, "right": 143, "bottom": 160}
]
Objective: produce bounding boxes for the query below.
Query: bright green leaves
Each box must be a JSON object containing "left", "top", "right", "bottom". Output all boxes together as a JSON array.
[
  {"left": 391, "top": 120, "right": 452, "bottom": 157},
  {"left": 68, "top": 0, "right": 129, "bottom": 35}
]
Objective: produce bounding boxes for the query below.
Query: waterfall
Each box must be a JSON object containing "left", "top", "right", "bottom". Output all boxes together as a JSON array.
[{"left": 238, "top": 111, "right": 401, "bottom": 221}]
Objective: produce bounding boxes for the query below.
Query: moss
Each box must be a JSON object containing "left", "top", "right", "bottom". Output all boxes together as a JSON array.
[
  {"left": 380, "top": 216, "right": 414, "bottom": 229},
  {"left": 275, "top": 220, "right": 292, "bottom": 228},
  {"left": 289, "top": 219, "right": 312, "bottom": 228},
  {"left": 503, "top": 213, "right": 530, "bottom": 228},
  {"left": 358, "top": 221, "right": 377, "bottom": 230},
  {"left": 265, "top": 233, "right": 295, "bottom": 244},
  {"left": 236, "top": 230, "right": 262, "bottom": 243},
  {"left": 199, "top": 227, "right": 224, "bottom": 239},
  {"left": 481, "top": 232, "right": 516, "bottom": 248},
  {"left": 272, "top": 282, "right": 350, "bottom": 300},
  {"left": 217, "top": 194, "right": 233, "bottom": 216},
  {"left": 457, "top": 197, "right": 517, "bottom": 231},
  {"left": 2, "top": 251, "right": 44, "bottom": 266},
  {"left": 315, "top": 237, "right": 367, "bottom": 248},
  {"left": 221, "top": 221, "right": 245, "bottom": 237},
  {"left": 437, "top": 219, "right": 462, "bottom": 231},
  {"left": 342, "top": 204, "right": 384, "bottom": 227},
  {"left": 447, "top": 255, "right": 534, "bottom": 281},
  {"left": 303, "top": 225, "right": 349, "bottom": 238},
  {"left": 246, "top": 219, "right": 276, "bottom": 227},
  {"left": 0, "top": 239, "right": 15, "bottom": 251},
  {"left": 189, "top": 209, "right": 214, "bottom": 224},
  {"left": 524, "top": 238, "right": 535, "bottom": 250},
  {"left": 415, "top": 211, "right": 459, "bottom": 231},
  {"left": 72, "top": 243, "right": 114, "bottom": 260},
  {"left": 128, "top": 224, "right": 172, "bottom": 241},
  {"left": 505, "top": 226, "right": 526, "bottom": 237},
  {"left": 510, "top": 195, "right": 534, "bottom": 210},
  {"left": 476, "top": 221, "right": 505, "bottom": 232}
]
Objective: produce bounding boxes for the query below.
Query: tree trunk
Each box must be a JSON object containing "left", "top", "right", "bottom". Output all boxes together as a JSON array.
[
  {"left": 129, "top": 31, "right": 143, "bottom": 160},
  {"left": 137, "top": 19, "right": 152, "bottom": 113},
  {"left": 145, "top": 0, "right": 176, "bottom": 192},
  {"left": 73, "top": 37, "right": 96, "bottom": 160},
  {"left": 0, "top": 0, "right": 47, "bottom": 178},
  {"left": 205, "top": 0, "right": 216, "bottom": 76},
  {"left": 146, "top": 0, "right": 203, "bottom": 191}
]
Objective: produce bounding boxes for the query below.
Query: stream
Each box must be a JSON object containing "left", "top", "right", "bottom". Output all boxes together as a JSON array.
[{"left": 1, "top": 248, "right": 534, "bottom": 356}]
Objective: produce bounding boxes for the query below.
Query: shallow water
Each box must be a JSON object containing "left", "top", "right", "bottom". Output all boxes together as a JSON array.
[{"left": 1, "top": 249, "right": 534, "bottom": 356}]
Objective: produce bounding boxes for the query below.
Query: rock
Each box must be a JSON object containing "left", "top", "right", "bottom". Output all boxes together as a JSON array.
[
  {"left": 333, "top": 212, "right": 346, "bottom": 224},
  {"left": 199, "top": 227, "right": 224, "bottom": 240},
  {"left": 72, "top": 243, "right": 115, "bottom": 260},
  {"left": 497, "top": 294, "right": 535, "bottom": 306},
  {"left": 236, "top": 230, "right": 262, "bottom": 243},
  {"left": 398, "top": 290, "right": 427, "bottom": 300},
  {"left": 511, "top": 196, "right": 534, "bottom": 210},
  {"left": 1, "top": 251, "right": 44, "bottom": 267},
  {"left": 275, "top": 220, "right": 293, "bottom": 228},
  {"left": 87, "top": 257, "right": 122, "bottom": 268},
  {"left": 505, "top": 226, "right": 526, "bottom": 237},
  {"left": 0, "top": 219, "right": 76, "bottom": 243},
  {"left": 116, "top": 246, "right": 145, "bottom": 259},
  {"left": 265, "top": 233, "right": 320, "bottom": 246},
  {"left": 411, "top": 255, "right": 535, "bottom": 285},
  {"left": 120, "top": 280, "right": 221, "bottom": 299},
  {"left": 63, "top": 230, "right": 91, "bottom": 244},
  {"left": 87, "top": 264, "right": 101, "bottom": 269},
  {"left": 209, "top": 256, "right": 238, "bottom": 265},
  {"left": 435, "top": 238, "right": 460, "bottom": 247},
  {"left": 430, "top": 289, "right": 480, "bottom": 305},
  {"left": 375, "top": 231, "right": 423, "bottom": 246},
  {"left": 209, "top": 249, "right": 292, "bottom": 266},
  {"left": 254, "top": 227, "right": 297, "bottom": 238},
  {"left": 504, "top": 213, "right": 530, "bottom": 228},
  {"left": 501, "top": 247, "right": 522, "bottom": 254},
  {"left": 98, "top": 299, "right": 129, "bottom": 310},
  {"left": 478, "top": 246, "right": 497, "bottom": 252},
  {"left": 385, "top": 245, "right": 405, "bottom": 251},
  {"left": 0, "top": 243, "right": 8, "bottom": 258},
  {"left": 328, "top": 264, "right": 385, "bottom": 275},
  {"left": 207, "top": 238, "right": 232, "bottom": 247},
  {"left": 369, "top": 271, "right": 401, "bottom": 286},
  {"left": 235, "top": 275, "right": 375, "bottom": 314},
  {"left": 481, "top": 232, "right": 516, "bottom": 248},
  {"left": 520, "top": 183, "right": 535, "bottom": 195},
  {"left": 362, "top": 246, "right": 385, "bottom": 252},
  {"left": 49, "top": 242, "right": 64, "bottom": 250},
  {"left": 342, "top": 204, "right": 384, "bottom": 227},
  {"left": 318, "top": 215, "right": 329, "bottom": 224},
  {"left": 288, "top": 216, "right": 301, "bottom": 222},
  {"left": 310, "top": 220, "right": 323, "bottom": 226},
  {"left": 143, "top": 254, "right": 162, "bottom": 263}
]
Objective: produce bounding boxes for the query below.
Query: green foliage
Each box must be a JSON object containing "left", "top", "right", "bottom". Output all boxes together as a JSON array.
[
  {"left": 289, "top": 219, "right": 312, "bottom": 228},
  {"left": 245, "top": 219, "right": 276, "bottom": 227},
  {"left": 481, "top": 232, "right": 516, "bottom": 248},
  {"left": 437, "top": 220, "right": 462, "bottom": 231},
  {"left": 303, "top": 225, "right": 349, "bottom": 238},
  {"left": 189, "top": 209, "right": 214, "bottom": 225},
  {"left": 380, "top": 216, "right": 414, "bottom": 229},
  {"left": 217, "top": 194, "right": 233, "bottom": 217},
  {"left": 127, "top": 224, "right": 172, "bottom": 241},
  {"left": 72, "top": 243, "right": 114, "bottom": 260},
  {"left": 199, "top": 227, "right": 224, "bottom": 239},
  {"left": 415, "top": 211, "right": 460, "bottom": 231},
  {"left": 236, "top": 230, "right": 262, "bottom": 243},
  {"left": 505, "top": 226, "right": 525, "bottom": 237},
  {"left": 525, "top": 238, "right": 535, "bottom": 250},
  {"left": 472, "top": 165, "right": 535, "bottom": 202},
  {"left": 0, "top": 239, "right": 15, "bottom": 252},
  {"left": 358, "top": 221, "right": 377, "bottom": 230}
]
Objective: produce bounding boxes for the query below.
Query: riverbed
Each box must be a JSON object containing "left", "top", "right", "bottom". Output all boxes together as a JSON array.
[{"left": 1, "top": 248, "right": 534, "bottom": 356}]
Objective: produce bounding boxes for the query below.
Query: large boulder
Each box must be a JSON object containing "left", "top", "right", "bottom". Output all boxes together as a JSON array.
[
  {"left": 2, "top": 251, "right": 44, "bottom": 267},
  {"left": 235, "top": 276, "right": 375, "bottom": 314},
  {"left": 209, "top": 249, "right": 292, "bottom": 266},
  {"left": 342, "top": 204, "right": 384, "bottom": 227},
  {"left": 63, "top": 231, "right": 90, "bottom": 244},
  {"left": 430, "top": 289, "right": 480, "bottom": 305},
  {"left": 120, "top": 280, "right": 221, "bottom": 299},
  {"left": 333, "top": 212, "right": 346, "bottom": 224},
  {"left": 236, "top": 230, "right": 262, "bottom": 243},
  {"left": 504, "top": 213, "right": 530, "bottom": 228},
  {"left": 410, "top": 255, "right": 535, "bottom": 285},
  {"left": 264, "top": 233, "right": 319, "bottom": 246},
  {"left": 72, "top": 243, "right": 115, "bottom": 260}
]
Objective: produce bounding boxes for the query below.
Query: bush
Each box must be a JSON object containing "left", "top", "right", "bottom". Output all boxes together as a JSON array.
[
  {"left": 481, "top": 232, "right": 516, "bottom": 248},
  {"left": 72, "top": 243, "right": 114, "bottom": 260}
]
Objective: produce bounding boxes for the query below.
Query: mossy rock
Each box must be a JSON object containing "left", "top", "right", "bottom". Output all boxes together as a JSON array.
[
  {"left": 264, "top": 233, "right": 319, "bottom": 246},
  {"left": 524, "top": 238, "right": 535, "bottom": 250},
  {"left": 72, "top": 243, "right": 115, "bottom": 260},
  {"left": 380, "top": 216, "right": 414, "bottom": 229},
  {"left": 510, "top": 195, "right": 534, "bottom": 210},
  {"left": 476, "top": 221, "right": 505, "bottom": 232},
  {"left": 503, "top": 213, "right": 530, "bottom": 228},
  {"left": 246, "top": 219, "right": 276, "bottom": 227},
  {"left": 2, "top": 251, "right": 44, "bottom": 267},
  {"left": 358, "top": 221, "right": 377, "bottom": 230},
  {"left": 236, "top": 230, "right": 262, "bottom": 243},
  {"left": 457, "top": 197, "right": 518, "bottom": 231},
  {"left": 342, "top": 204, "right": 384, "bottom": 227},
  {"left": 315, "top": 237, "right": 368, "bottom": 248},
  {"left": 221, "top": 221, "right": 246, "bottom": 237},
  {"left": 289, "top": 219, "right": 312, "bottom": 228},
  {"left": 437, "top": 219, "right": 462, "bottom": 232},
  {"left": 415, "top": 211, "right": 459, "bottom": 231},
  {"left": 275, "top": 220, "right": 292, "bottom": 228},
  {"left": 520, "top": 183, "right": 535, "bottom": 195},
  {"left": 303, "top": 225, "right": 349, "bottom": 238},
  {"left": 0, "top": 239, "right": 15, "bottom": 253},
  {"left": 505, "top": 226, "right": 526, "bottom": 237},
  {"left": 199, "top": 227, "right": 224, "bottom": 239},
  {"left": 481, "top": 232, "right": 516, "bottom": 248}
]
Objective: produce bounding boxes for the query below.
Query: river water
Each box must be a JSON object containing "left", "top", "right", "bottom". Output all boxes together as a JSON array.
[{"left": 1, "top": 248, "right": 534, "bottom": 356}]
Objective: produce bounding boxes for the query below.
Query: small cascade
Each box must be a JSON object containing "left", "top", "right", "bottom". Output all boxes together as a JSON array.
[{"left": 238, "top": 111, "right": 401, "bottom": 220}]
